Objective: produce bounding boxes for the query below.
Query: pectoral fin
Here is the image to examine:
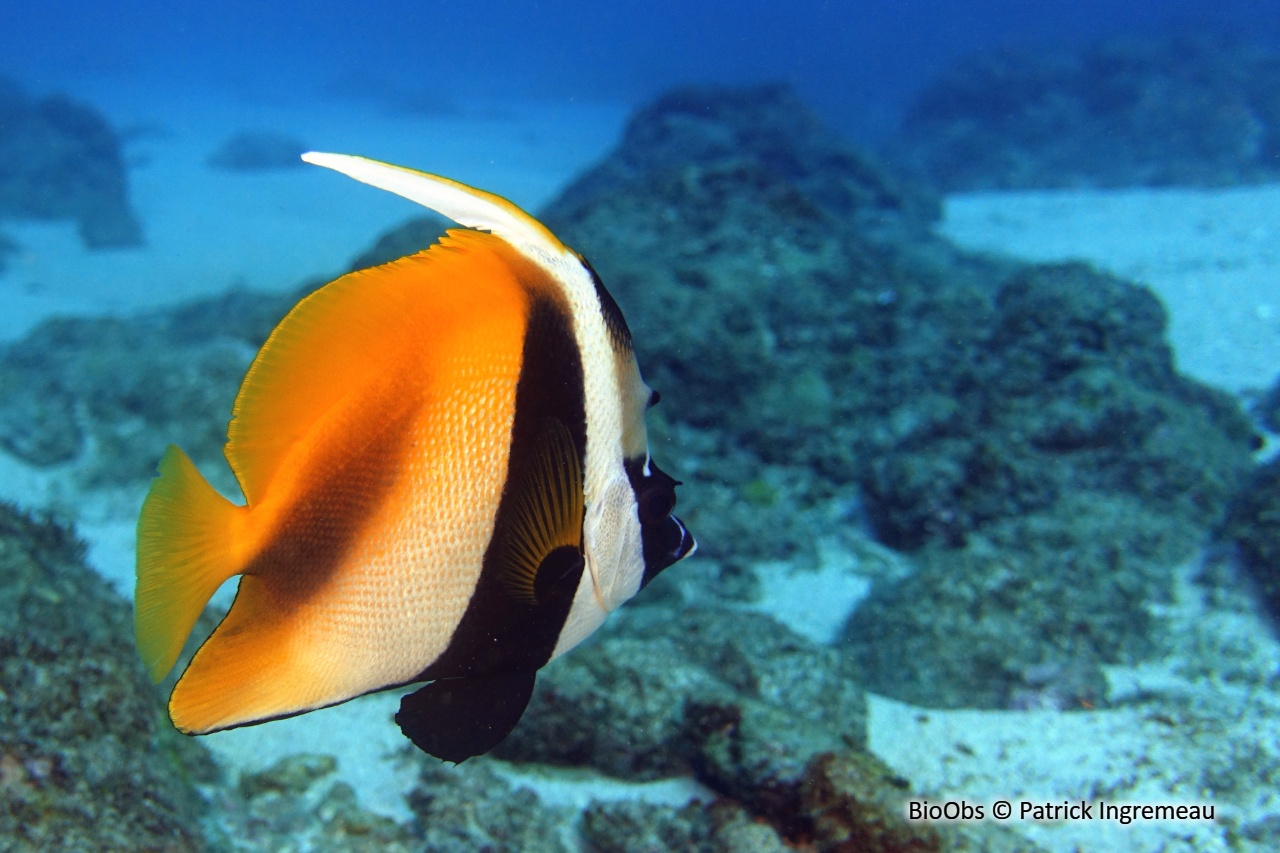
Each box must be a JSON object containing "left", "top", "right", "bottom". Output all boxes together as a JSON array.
[{"left": 395, "top": 669, "right": 538, "bottom": 763}]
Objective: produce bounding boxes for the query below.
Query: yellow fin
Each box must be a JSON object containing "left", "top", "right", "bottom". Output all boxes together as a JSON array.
[
  {"left": 499, "top": 418, "right": 584, "bottom": 604},
  {"left": 135, "top": 446, "right": 244, "bottom": 682}
]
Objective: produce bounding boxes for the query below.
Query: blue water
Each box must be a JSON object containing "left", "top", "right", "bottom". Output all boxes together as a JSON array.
[{"left": 5, "top": 0, "right": 1278, "bottom": 138}]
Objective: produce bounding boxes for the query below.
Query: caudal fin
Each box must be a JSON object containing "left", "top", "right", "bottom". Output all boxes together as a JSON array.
[{"left": 135, "top": 445, "right": 244, "bottom": 682}]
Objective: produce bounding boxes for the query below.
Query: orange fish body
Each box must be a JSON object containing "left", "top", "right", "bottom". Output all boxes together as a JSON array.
[{"left": 135, "top": 155, "right": 694, "bottom": 762}]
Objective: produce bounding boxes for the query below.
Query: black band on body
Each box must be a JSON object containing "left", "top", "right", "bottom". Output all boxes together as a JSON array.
[{"left": 417, "top": 293, "right": 588, "bottom": 681}]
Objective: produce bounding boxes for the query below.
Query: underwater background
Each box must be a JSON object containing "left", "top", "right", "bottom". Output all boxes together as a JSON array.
[{"left": 3, "top": 0, "right": 1280, "bottom": 850}]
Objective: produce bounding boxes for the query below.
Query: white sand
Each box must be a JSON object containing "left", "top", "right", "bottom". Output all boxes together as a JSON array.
[{"left": 3, "top": 81, "right": 1279, "bottom": 846}]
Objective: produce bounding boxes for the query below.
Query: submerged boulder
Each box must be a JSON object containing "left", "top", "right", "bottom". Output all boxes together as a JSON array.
[
  {"left": 531, "top": 83, "right": 1257, "bottom": 709},
  {"left": 892, "top": 36, "right": 1280, "bottom": 190},
  {"left": 207, "top": 130, "right": 309, "bottom": 172},
  {"left": 0, "top": 285, "right": 305, "bottom": 487},
  {"left": 0, "top": 76, "right": 143, "bottom": 247},
  {"left": 0, "top": 504, "right": 212, "bottom": 849},
  {"left": 1223, "top": 458, "right": 1280, "bottom": 618},
  {"left": 844, "top": 493, "right": 1194, "bottom": 709},
  {"left": 537, "top": 83, "right": 1255, "bottom": 557},
  {"left": 496, "top": 607, "right": 868, "bottom": 780},
  {"left": 547, "top": 83, "right": 940, "bottom": 238},
  {"left": 860, "top": 262, "right": 1257, "bottom": 549}
]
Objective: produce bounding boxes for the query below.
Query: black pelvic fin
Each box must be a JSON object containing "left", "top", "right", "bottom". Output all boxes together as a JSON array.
[{"left": 395, "top": 669, "right": 538, "bottom": 763}]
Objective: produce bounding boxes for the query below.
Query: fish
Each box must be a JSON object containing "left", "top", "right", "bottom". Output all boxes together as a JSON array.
[{"left": 134, "top": 153, "right": 696, "bottom": 763}]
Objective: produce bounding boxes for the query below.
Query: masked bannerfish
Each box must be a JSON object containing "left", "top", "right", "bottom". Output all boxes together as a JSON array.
[{"left": 134, "top": 153, "right": 696, "bottom": 763}]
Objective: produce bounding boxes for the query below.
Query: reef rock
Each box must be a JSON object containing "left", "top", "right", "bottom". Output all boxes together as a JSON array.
[
  {"left": 1253, "top": 374, "right": 1280, "bottom": 435},
  {"left": 531, "top": 83, "right": 1256, "bottom": 709},
  {"left": 0, "top": 285, "right": 305, "bottom": 486},
  {"left": 496, "top": 606, "right": 867, "bottom": 780},
  {"left": 1223, "top": 458, "right": 1280, "bottom": 618},
  {"left": 0, "top": 504, "right": 212, "bottom": 849},
  {"left": 547, "top": 83, "right": 939, "bottom": 238},
  {"left": 859, "top": 262, "right": 1257, "bottom": 550},
  {"left": 536, "top": 83, "right": 1255, "bottom": 558},
  {"left": 892, "top": 36, "right": 1280, "bottom": 190},
  {"left": 208, "top": 130, "right": 309, "bottom": 171},
  {"left": 0, "top": 76, "right": 142, "bottom": 247},
  {"left": 845, "top": 493, "right": 1192, "bottom": 709}
]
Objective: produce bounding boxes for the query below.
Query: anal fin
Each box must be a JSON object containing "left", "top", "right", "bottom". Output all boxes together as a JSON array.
[{"left": 395, "top": 669, "right": 538, "bottom": 763}]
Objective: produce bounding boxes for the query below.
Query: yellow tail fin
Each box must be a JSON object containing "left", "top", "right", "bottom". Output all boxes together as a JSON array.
[{"left": 135, "top": 445, "right": 244, "bottom": 682}]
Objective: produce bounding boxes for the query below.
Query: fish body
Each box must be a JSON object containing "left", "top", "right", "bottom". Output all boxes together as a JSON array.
[{"left": 134, "top": 154, "right": 694, "bottom": 762}]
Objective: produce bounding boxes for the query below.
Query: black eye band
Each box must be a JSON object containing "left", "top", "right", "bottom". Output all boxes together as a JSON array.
[{"left": 638, "top": 484, "right": 676, "bottom": 525}]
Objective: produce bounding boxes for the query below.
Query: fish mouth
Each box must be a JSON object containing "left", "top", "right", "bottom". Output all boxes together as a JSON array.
[
  {"left": 638, "top": 513, "right": 695, "bottom": 591},
  {"left": 669, "top": 515, "right": 696, "bottom": 563}
]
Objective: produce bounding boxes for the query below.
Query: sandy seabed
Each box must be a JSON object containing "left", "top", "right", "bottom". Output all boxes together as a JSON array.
[{"left": 2, "top": 78, "right": 1278, "bottom": 848}]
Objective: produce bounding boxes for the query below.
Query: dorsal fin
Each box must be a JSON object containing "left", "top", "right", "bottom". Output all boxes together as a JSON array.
[
  {"left": 225, "top": 229, "right": 531, "bottom": 505},
  {"left": 301, "top": 152, "right": 567, "bottom": 259}
]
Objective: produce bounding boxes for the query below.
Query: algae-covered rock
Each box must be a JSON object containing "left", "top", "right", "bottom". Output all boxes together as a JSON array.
[
  {"left": 893, "top": 36, "right": 1280, "bottom": 190},
  {"left": 862, "top": 262, "right": 1257, "bottom": 549},
  {"left": 535, "top": 84, "right": 997, "bottom": 563},
  {"left": 844, "top": 493, "right": 1198, "bottom": 708},
  {"left": 581, "top": 799, "right": 792, "bottom": 853},
  {"left": 0, "top": 76, "right": 142, "bottom": 247},
  {"left": 536, "top": 83, "right": 1255, "bottom": 561},
  {"left": 547, "top": 83, "right": 939, "bottom": 237},
  {"left": 801, "top": 750, "right": 1049, "bottom": 853},
  {"left": 0, "top": 285, "right": 307, "bottom": 487},
  {"left": 1223, "top": 458, "right": 1280, "bottom": 616},
  {"left": 213, "top": 754, "right": 418, "bottom": 852},
  {"left": 207, "top": 130, "right": 309, "bottom": 171},
  {"left": 496, "top": 605, "right": 874, "bottom": 844},
  {"left": 0, "top": 503, "right": 213, "bottom": 850},
  {"left": 406, "top": 761, "right": 574, "bottom": 853},
  {"left": 495, "top": 606, "right": 866, "bottom": 782}
]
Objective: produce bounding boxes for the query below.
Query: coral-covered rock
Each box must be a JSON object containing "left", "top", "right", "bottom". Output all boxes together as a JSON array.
[
  {"left": 0, "top": 76, "right": 142, "bottom": 247},
  {"left": 495, "top": 607, "right": 867, "bottom": 782},
  {"left": 1223, "top": 458, "right": 1280, "bottom": 616},
  {"left": 547, "top": 83, "right": 939, "bottom": 237},
  {"left": 845, "top": 493, "right": 1194, "bottom": 708},
  {"left": 801, "top": 750, "right": 1048, "bottom": 852},
  {"left": 536, "top": 84, "right": 1255, "bottom": 561},
  {"left": 860, "top": 262, "right": 1257, "bottom": 549},
  {"left": 213, "top": 754, "right": 418, "bottom": 852},
  {"left": 406, "top": 761, "right": 574, "bottom": 853},
  {"left": 892, "top": 36, "right": 1280, "bottom": 190},
  {"left": 581, "top": 799, "right": 792, "bottom": 853},
  {"left": 207, "top": 131, "right": 309, "bottom": 171},
  {"left": 0, "top": 504, "right": 213, "bottom": 849},
  {"left": 0, "top": 285, "right": 306, "bottom": 486}
]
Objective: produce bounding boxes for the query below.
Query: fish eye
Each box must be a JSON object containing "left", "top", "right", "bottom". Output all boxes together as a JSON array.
[
  {"left": 647, "top": 390, "right": 661, "bottom": 409},
  {"left": 638, "top": 483, "right": 676, "bottom": 526}
]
